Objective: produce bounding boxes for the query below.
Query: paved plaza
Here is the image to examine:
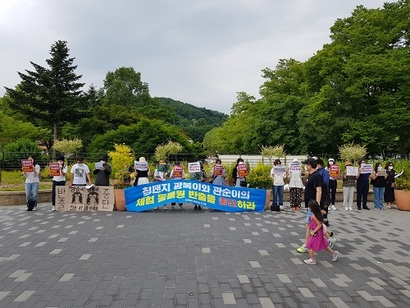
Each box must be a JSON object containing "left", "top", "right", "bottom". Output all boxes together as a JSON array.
[{"left": 0, "top": 202, "right": 409, "bottom": 308}]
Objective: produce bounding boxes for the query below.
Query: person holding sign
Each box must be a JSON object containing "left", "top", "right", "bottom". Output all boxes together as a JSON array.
[
  {"left": 384, "top": 162, "right": 399, "bottom": 209},
  {"left": 170, "top": 161, "right": 185, "bottom": 209},
  {"left": 210, "top": 159, "right": 226, "bottom": 186},
  {"left": 342, "top": 162, "right": 356, "bottom": 211},
  {"left": 270, "top": 159, "right": 286, "bottom": 211},
  {"left": 357, "top": 159, "right": 371, "bottom": 210},
  {"left": 288, "top": 159, "right": 304, "bottom": 210},
  {"left": 22, "top": 156, "right": 40, "bottom": 211},
  {"left": 133, "top": 157, "right": 150, "bottom": 186},
  {"left": 371, "top": 162, "right": 387, "bottom": 210},
  {"left": 327, "top": 158, "right": 339, "bottom": 211},
  {"left": 93, "top": 154, "right": 111, "bottom": 186},
  {"left": 233, "top": 158, "right": 248, "bottom": 187},
  {"left": 189, "top": 162, "right": 206, "bottom": 210},
  {"left": 51, "top": 155, "right": 67, "bottom": 211}
]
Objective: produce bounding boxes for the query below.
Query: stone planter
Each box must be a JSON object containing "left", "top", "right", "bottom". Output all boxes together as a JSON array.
[
  {"left": 114, "top": 188, "right": 127, "bottom": 211},
  {"left": 394, "top": 190, "right": 410, "bottom": 211}
]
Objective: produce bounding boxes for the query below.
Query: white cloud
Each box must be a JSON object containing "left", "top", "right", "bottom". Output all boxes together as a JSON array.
[{"left": 0, "top": 0, "right": 395, "bottom": 114}]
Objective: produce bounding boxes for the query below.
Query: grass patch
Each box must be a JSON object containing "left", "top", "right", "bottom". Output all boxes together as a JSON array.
[{"left": 0, "top": 170, "right": 53, "bottom": 191}]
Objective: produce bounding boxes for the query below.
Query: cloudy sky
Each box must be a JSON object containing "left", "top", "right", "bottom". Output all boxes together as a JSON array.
[{"left": 0, "top": 0, "right": 394, "bottom": 114}]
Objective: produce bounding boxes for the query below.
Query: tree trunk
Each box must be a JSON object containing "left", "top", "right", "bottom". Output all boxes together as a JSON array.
[{"left": 53, "top": 123, "right": 58, "bottom": 159}]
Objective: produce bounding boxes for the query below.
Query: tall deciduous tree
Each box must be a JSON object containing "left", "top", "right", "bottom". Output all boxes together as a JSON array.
[{"left": 5, "top": 40, "right": 84, "bottom": 152}]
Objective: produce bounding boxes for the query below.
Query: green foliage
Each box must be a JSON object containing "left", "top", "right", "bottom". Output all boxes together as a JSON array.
[
  {"left": 154, "top": 141, "right": 183, "bottom": 161},
  {"left": 4, "top": 40, "right": 85, "bottom": 149},
  {"left": 392, "top": 159, "right": 410, "bottom": 190},
  {"left": 339, "top": 144, "right": 367, "bottom": 162},
  {"left": 53, "top": 139, "right": 82, "bottom": 158},
  {"left": 246, "top": 163, "right": 272, "bottom": 189},
  {"left": 108, "top": 144, "right": 134, "bottom": 188},
  {"left": 1, "top": 138, "right": 42, "bottom": 169}
]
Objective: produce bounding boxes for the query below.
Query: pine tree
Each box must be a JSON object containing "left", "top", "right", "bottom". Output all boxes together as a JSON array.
[{"left": 5, "top": 40, "right": 85, "bottom": 151}]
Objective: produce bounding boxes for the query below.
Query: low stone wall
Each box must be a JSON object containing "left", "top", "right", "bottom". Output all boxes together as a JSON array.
[
  {"left": 1, "top": 189, "right": 374, "bottom": 206},
  {"left": 0, "top": 190, "right": 52, "bottom": 206}
]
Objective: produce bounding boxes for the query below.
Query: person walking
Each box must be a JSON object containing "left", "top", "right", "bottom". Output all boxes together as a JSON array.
[
  {"left": 303, "top": 200, "right": 339, "bottom": 265},
  {"left": 297, "top": 157, "right": 323, "bottom": 253}
]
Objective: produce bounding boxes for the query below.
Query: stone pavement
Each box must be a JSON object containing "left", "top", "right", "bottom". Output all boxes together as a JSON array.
[{"left": 0, "top": 202, "right": 409, "bottom": 308}]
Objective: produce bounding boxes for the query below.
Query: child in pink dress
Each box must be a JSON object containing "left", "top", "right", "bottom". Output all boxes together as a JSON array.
[{"left": 304, "top": 200, "right": 339, "bottom": 265}]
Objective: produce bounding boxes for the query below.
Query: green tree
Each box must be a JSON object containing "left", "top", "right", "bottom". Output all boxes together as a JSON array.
[{"left": 5, "top": 40, "right": 84, "bottom": 152}]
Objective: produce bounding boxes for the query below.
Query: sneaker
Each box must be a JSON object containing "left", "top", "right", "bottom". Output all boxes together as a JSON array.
[
  {"left": 332, "top": 250, "right": 339, "bottom": 262},
  {"left": 349, "top": 207, "right": 353, "bottom": 211},
  {"left": 345, "top": 207, "right": 348, "bottom": 211},
  {"left": 332, "top": 205, "right": 337, "bottom": 211},
  {"left": 280, "top": 205, "right": 284, "bottom": 211},
  {"left": 33, "top": 206, "right": 37, "bottom": 211},
  {"left": 164, "top": 206, "right": 167, "bottom": 210},
  {"left": 304, "top": 258, "right": 316, "bottom": 265},
  {"left": 297, "top": 244, "right": 308, "bottom": 253},
  {"left": 51, "top": 206, "right": 56, "bottom": 212},
  {"left": 329, "top": 238, "right": 337, "bottom": 249}
]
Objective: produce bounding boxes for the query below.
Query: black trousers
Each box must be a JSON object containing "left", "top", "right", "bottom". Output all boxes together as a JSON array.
[
  {"left": 357, "top": 181, "right": 369, "bottom": 208},
  {"left": 52, "top": 180, "right": 66, "bottom": 206},
  {"left": 329, "top": 179, "right": 337, "bottom": 205}
]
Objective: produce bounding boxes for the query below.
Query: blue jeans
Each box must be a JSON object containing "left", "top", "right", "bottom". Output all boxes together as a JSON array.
[
  {"left": 273, "top": 185, "right": 284, "bottom": 206},
  {"left": 373, "top": 187, "right": 385, "bottom": 209},
  {"left": 25, "top": 182, "right": 39, "bottom": 203}
]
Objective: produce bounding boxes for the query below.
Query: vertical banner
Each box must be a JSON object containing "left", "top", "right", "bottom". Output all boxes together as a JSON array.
[
  {"left": 125, "top": 180, "right": 266, "bottom": 212},
  {"left": 56, "top": 186, "right": 115, "bottom": 211}
]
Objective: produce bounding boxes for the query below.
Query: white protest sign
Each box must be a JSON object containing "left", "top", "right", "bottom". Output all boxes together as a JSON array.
[
  {"left": 188, "top": 162, "right": 201, "bottom": 173},
  {"left": 346, "top": 166, "right": 358, "bottom": 176}
]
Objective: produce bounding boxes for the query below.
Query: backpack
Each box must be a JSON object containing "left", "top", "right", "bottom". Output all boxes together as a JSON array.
[{"left": 27, "top": 199, "right": 36, "bottom": 211}]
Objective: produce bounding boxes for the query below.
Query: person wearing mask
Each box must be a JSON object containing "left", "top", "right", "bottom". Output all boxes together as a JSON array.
[
  {"left": 357, "top": 159, "right": 371, "bottom": 210},
  {"left": 232, "top": 158, "right": 248, "bottom": 187},
  {"left": 170, "top": 161, "right": 185, "bottom": 209},
  {"left": 134, "top": 157, "right": 150, "bottom": 186},
  {"left": 210, "top": 159, "right": 226, "bottom": 186},
  {"left": 327, "top": 158, "right": 338, "bottom": 211},
  {"left": 93, "top": 154, "right": 111, "bottom": 186},
  {"left": 384, "top": 162, "right": 396, "bottom": 209},
  {"left": 70, "top": 156, "right": 91, "bottom": 187},
  {"left": 371, "top": 162, "right": 387, "bottom": 210},
  {"left": 342, "top": 161, "right": 356, "bottom": 211},
  {"left": 288, "top": 159, "right": 304, "bottom": 210},
  {"left": 51, "top": 155, "right": 67, "bottom": 211},
  {"left": 270, "top": 159, "right": 286, "bottom": 211},
  {"left": 22, "top": 156, "right": 41, "bottom": 211}
]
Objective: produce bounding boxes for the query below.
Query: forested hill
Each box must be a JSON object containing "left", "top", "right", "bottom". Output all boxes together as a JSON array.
[{"left": 155, "top": 97, "right": 228, "bottom": 142}]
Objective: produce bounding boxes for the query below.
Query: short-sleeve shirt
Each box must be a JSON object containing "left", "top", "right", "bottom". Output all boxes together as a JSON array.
[
  {"left": 71, "top": 163, "right": 90, "bottom": 185},
  {"left": 304, "top": 171, "right": 323, "bottom": 208}
]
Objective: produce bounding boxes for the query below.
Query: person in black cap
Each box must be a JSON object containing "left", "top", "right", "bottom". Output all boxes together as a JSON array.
[
  {"left": 297, "top": 157, "right": 323, "bottom": 253},
  {"left": 51, "top": 155, "right": 68, "bottom": 211},
  {"left": 93, "top": 154, "right": 111, "bottom": 186}
]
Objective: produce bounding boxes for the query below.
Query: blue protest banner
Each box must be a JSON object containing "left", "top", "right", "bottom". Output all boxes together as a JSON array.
[{"left": 124, "top": 180, "right": 266, "bottom": 212}]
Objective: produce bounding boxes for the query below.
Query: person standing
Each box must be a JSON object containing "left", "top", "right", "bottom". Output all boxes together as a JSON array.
[
  {"left": 357, "top": 159, "right": 371, "bottom": 210},
  {"left": 342, "top": 161, "right": 356, "bottom": 211},
  {"left": 371, "top": 162, "right": 387, "bottom": 210},
  {"left": 134, "top": 157, "right": 150, "bottom": 186},
  {"left": 232, "top": 158, "right": 248, "bottom": 187},
  {"left": 327, "top": 158, "right": 338, "bottom": 211},
  {"left": 384, "top": 162, "right": 396, "bottom": 209},
  {"left": 210, "top": 159, "right": 226, "bottom": 186},
  {"left": 316, "top": 158, "right": 330, "bottom": 226},
  {"left": 93, "top": 154, "right": 111, "bottom": 186},
  {"left": 51, "top": 155, "right": 67, "bottom": 211},
  {"left": 297, "top": 157, "right": 323, "bottom": 253},
  {"left": 270, "top": 159, "right": 286, "bottom": 211},
  {"left": 288, "top": 159, "right": 304, "bottom": 210},
  {"left": 153, "top": 160, "right": 168, "bottom": 210},
  {"left": 170, "top": 161, "right": 185, "bottom": 209},
  {"left": 23, "top": 156, "right": 41, "bottom": 211},
  {"left": 70, "top": 156, "right": 91, "bottom": 186}
]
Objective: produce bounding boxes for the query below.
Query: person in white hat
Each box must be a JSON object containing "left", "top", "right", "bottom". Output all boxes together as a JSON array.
[{"left": 134, "top": 157, "right": 149, "bottom": 186}]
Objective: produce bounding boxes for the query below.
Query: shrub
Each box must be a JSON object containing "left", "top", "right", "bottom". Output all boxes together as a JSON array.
[{"left": 247, "top": 163, "right": 272, "bottom": 189}]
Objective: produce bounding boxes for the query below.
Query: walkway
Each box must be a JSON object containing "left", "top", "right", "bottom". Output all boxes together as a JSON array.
[{"left": 0, "top": 203, "right": 409, "bottom": 307}]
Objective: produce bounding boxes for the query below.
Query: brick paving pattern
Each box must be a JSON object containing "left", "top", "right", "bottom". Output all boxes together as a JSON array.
[{"left": 0, "top": 202, "right": 409, "bottom": 307}]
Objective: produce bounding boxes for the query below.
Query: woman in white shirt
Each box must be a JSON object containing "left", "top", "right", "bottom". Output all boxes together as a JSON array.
[
  {"left": 270, "top": 159, "right": 286, "bottom": 211},
  {"left": 22, "top": 156, "right": 40, "bottom": 210},
  {"left": 288, "top": 159, "right": 304, "bottom": 210}
]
